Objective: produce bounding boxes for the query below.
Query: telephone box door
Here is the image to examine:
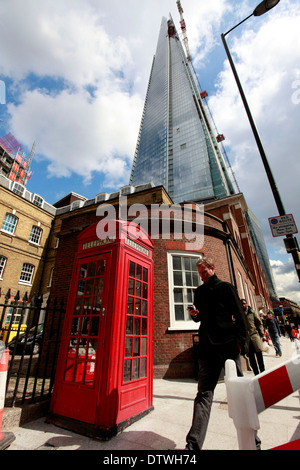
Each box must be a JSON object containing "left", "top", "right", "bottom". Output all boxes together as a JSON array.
[
  {"left": 116, "top": 254, "right": 153, "bottom": 422},
  {"left": 52, "top": 251, "right": 111, "bottom": 424}
]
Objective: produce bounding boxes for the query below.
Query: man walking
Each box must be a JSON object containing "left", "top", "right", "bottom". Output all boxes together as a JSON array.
[
  {"left": 241, "top": 299, "right": 266, "bottom": 375},
  {"left": 185, "top": 256, "right": 251, "bottom": 451},
  {"left": 265, "top": 312, "right": 282, "bottom": 356}
]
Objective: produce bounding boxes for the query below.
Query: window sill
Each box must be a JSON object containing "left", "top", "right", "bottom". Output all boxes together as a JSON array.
[
  {"left": 167, "top": 325, "right": 198, "bottom": 332},
  {"left": 18, "top": 281, "right": 33, "bottom": 286},
  {"left": 0, "top": 230, "right": 15, "bottom": 237},
  {"left": 28, "top": 241, "right": 41, "bottom": 247}
]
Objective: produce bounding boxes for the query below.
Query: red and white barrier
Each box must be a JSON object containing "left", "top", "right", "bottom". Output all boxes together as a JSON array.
[
  {"left": 0, "top": 348, "right": 15, "bottom": 449},
  {"left": 225, "top": 349, "right": 300, "bottom": 450},
  {"left": 292, "top": 328, "right": 300, "bottom": 339},
  {"left": 0, "top": 349, "right": 9, "bottom": 441}
]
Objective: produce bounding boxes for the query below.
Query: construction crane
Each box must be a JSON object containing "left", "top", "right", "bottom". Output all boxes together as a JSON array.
[
  {"left": 176, "top": 0, "right": 240, "bottom": 193},
  {"left": 176, "top": 0, "right": 192, "bottom": 62},
  {"left": 24, "top": 141, "right": 36, "bottom": 186}
]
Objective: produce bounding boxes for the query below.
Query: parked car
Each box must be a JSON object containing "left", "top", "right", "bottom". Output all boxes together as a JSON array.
[{"left": 8, "top": 324, "right": 44, "bottom": 355}]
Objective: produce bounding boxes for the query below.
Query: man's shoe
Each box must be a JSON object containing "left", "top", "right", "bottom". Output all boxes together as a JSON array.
[
  {"left": 255, "top": 432, "right": 261, "bottom": 450},
  {"left": 185, "top": 442, "right": 195, "bottom": 451}
]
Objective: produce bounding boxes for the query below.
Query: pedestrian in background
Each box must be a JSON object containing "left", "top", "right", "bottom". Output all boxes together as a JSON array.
[
  {"left": 285, "top": 321, "right": 294, "bottom": 342},
  {"left": 265, "top": 312, "right": 282, "bottom": 356},
  {"left": 241, "top": 299, "right": 266, "bottom": 375},
  {"left": 185, "top": 257, "right": 262, "bottom": 450}
]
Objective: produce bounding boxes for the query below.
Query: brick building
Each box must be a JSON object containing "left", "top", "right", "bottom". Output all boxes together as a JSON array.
[
  {"left": 272, "top": 297, "right": 300, "bottom": 328},
  {"left": 0, "top": 172, "right": 274, "bottom": 378},
  {"left": 0, "top": 174, "right": 55, "bottom": 320},
  {"left": 43, "top": 184, "right": 272, "bottom": 378},
  {"left": 205, "top": 195, "right": 272, "bottom": 314}
]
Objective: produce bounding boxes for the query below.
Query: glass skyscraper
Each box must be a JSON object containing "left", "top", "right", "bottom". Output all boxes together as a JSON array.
[
  {"left": 129, "top": 15, "right": 278, "bottom": 301},
  {"left": 246, "top": 209, "right": 278, "bottom": 301},
  {"left": 130, "top": 17, "right": 235, "bottom": 203}
]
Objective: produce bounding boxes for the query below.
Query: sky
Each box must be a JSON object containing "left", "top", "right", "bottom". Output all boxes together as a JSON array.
[{"left": 0, "top": 0, "right": 299, "bottom": 303}]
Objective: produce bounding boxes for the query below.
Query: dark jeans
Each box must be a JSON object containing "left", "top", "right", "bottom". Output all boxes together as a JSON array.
[
  {"left": 186, "top": 353, "right": 243, "bottom": 451},
  {"left": 269, "top": 332, "right": 282, "bottom": 355},
  {"left": 186, "top": 353, "right": 261, "bottom": 450},
  {"left": 248, "top": 340, "right": 265, "bottom": 375}
]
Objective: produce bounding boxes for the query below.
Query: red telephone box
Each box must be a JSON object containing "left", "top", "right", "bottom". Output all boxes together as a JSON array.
[{"left": 49, "top": 220, "right": 154, "bottom": 438}]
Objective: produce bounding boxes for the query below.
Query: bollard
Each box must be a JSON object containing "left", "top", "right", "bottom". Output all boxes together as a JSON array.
[{"left": 0, "top": 347, "right": 15, "bottom": 450}]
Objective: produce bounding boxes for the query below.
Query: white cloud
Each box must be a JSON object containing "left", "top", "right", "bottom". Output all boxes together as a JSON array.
[
  {"left": 1, "top": 0, "right": 240, "bottom": 189},
  {"left": 7, "top": 87, "right": 142, "bottom": 188},
  {"left": 177, "top": 0, "right": 231, "bottom": 64},
  {"left": 1, "top": 0, "right": 300, "bottom": 303},
  {"left": 270, "top": 259, "right": 300, "bottom": 303},
  {"left": 208, "top": 0, "right": 300, "bottom": 269},
  {"left": 0, "top": 0, "right": 133, "bottom": 88}
]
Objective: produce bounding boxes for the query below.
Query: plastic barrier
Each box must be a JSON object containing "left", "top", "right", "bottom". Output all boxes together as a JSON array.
[
  {"left": 0, "top": 345, "right": 15, "bottom": 449},
  {"left": 225, "top": 345, "right": 300, "bottom": 450},
  {"left": 292, "top": 328, "right": 300, "bottom": 339},
  {"left": 264, "top": 330, "right": 270, "bottom": 344},
  {"left": 0, "top": 349, "right": 9, "bottom": 439}
]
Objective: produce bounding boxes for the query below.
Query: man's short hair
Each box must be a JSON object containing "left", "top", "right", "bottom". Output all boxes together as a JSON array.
[{"left": 196, "top": 256, "right": 214, "bottom": 269}]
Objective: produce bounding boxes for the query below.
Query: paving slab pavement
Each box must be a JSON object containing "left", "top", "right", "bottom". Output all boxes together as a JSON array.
[{"left": 3, "top": 336, "right": 300, "bottom": 451}]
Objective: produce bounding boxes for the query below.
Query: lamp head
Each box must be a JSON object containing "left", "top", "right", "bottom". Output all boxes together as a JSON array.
[{"left": 253, "top": 0, "right": 280, "bottom": 16}]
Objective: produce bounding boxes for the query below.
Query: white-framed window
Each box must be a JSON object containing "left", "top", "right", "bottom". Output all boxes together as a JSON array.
[
  {"left": 120, "top": 185, "right": 134, "bottom": 196},
  {"left": 1, "top": 212, "right": 18, "bottom": 235},
  {"left": 249, "top": 287, "right": 258, "bottom": 313},
  {"left": 32, "top": 194, "right": 44, "bottom": 208},
  {"left": 95, "top": 192, "right": 109, "bottom": 203},
  {"left": 19, "top": 263, "right": 35, "bottom": 285},
  {"left": 5, "top": 307, "right": 22, "bottom": 326},
  {"left": 237, "top": 271, "right": 245, "bottom": 299},
  {"left": 0, "top": 255, "right": 7, "bottom": 279},
  {"left": 167, "top": 252, "right": 201, "bottom": 330},
  {"left": 12, "top": 182, "right": 25, "bottom": 197},
  {"left": 244, "top": 282, "right": 250, "bottom": 305},
  {"left": 70, "top": 200, "right": 84, "bottom": 211},
  {"left": 29, "top": 225, "right": 42, "bottom": 245}
]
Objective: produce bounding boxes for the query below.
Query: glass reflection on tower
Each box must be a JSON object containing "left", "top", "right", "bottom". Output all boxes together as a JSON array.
[{"left": 130, "top": 17, "right": 235, "bottom": 203}]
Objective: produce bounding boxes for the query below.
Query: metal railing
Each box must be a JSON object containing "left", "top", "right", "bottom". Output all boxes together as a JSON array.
[{"left": 0, "top": 290, "right": 65, "bottom": 406}]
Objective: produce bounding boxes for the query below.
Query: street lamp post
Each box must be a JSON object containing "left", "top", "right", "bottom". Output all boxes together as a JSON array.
[{"left": 221, "top": 0, "right": 300, "bottom": 282}]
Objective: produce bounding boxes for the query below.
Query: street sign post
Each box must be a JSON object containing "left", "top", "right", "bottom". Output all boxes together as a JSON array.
[{"left": 268, "top": 214, "right": 298, "bottom": 238}]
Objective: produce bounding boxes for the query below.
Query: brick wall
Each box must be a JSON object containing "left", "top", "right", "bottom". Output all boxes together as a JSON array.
[
  {"left": 151, "top": 228, "right": 232, "bottom": 378},
  {"left": 47, "top": 198, "right": 263, "bottom": 380}
]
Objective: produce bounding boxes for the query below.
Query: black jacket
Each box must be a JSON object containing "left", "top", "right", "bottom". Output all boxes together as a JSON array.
[
  {"left": 265, "top": 317, "right": 281, "bottom": 336},
  {"left": 192, "top": 274, "right": 246, "bottom": 361}
]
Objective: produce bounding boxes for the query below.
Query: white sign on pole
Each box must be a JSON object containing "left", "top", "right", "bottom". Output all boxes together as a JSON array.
[{"left": 268, "top": 214, "right": 298, "bottom": 238}]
